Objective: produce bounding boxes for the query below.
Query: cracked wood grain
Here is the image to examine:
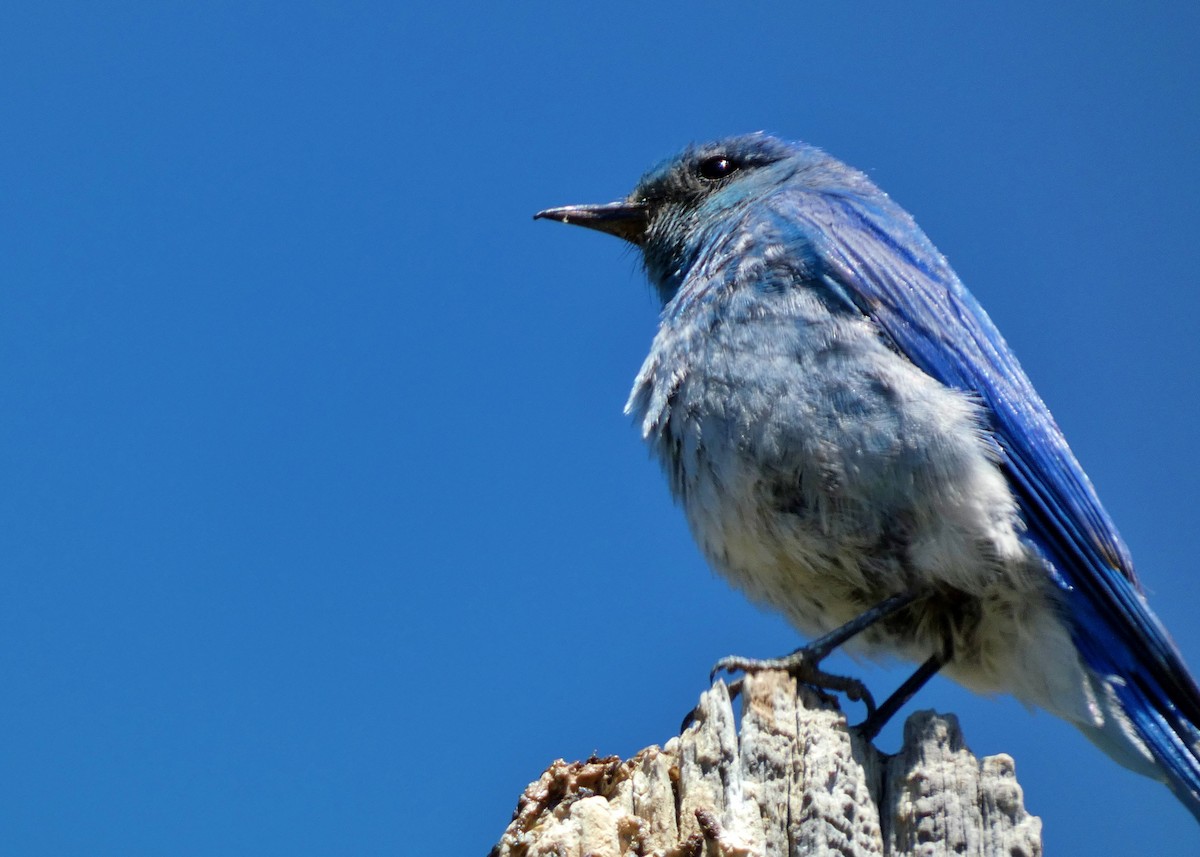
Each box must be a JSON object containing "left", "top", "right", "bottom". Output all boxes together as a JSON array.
[{"left": 490, "top": 670, "right": 1041, "bottom": 857}]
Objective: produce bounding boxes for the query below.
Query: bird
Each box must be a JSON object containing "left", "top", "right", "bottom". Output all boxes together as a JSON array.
[{"left": 534, "top": 133, "right": 1200, "bottom": 821}]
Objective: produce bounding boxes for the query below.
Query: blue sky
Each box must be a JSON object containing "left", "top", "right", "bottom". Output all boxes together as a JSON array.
[{"left": 1, "top": 2, "right": 1198, "bottom": 854}]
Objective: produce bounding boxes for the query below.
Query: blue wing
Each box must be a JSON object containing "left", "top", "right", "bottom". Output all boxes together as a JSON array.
[{"left": 782, "top": 187, "right": 1200, "bottom": 818}]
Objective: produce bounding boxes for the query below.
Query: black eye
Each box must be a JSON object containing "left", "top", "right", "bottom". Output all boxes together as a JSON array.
[{"left": 697, "top": 155, "right": 738, "bottom": 181}]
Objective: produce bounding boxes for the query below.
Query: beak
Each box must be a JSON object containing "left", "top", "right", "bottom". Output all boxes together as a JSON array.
[{"left": 534, "top": 200, "right": 649, "bottom": 246}]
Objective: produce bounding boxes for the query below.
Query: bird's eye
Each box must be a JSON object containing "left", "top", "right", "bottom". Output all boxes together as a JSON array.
[{"left": 697, "top": 155, "right": 738, "bottom": 181}]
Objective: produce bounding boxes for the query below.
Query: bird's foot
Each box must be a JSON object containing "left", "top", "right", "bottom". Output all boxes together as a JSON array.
[
  {"left": 710, "top": 649, "right": 877, "bottom": 717},
  {"left": 683, "top": 593, "right": 922, "bottom": 734}
]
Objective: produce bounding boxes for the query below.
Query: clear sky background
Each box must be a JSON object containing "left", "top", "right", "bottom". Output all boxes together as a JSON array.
[{"left": 2, "top": 3, "right": 1198, "bottom": 855}]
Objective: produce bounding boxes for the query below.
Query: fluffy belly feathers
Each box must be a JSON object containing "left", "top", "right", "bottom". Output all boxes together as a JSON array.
[{"left": 627, "top": 307, "right": 1092, "bottom": 719}]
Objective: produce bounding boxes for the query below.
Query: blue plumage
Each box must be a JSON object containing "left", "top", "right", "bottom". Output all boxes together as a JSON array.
[
  {"left": 803, "top": 164, "right": 1200, "bottom": 814},
  {"left": 536, "top": 134, "right": 1200, "bottom": 821}
]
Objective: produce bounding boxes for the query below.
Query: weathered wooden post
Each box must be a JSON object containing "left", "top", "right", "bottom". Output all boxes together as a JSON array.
[{"left": 490, "top": 671, "right": 1041, "bottom": 857}]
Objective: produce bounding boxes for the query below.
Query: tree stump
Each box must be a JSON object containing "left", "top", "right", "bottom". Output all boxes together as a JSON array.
[{"left": 490, "top": 670, "right": 1041, "bottom": 857}]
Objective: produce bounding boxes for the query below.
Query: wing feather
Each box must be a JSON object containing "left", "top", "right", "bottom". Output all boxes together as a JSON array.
[{"left": 783, "top": 189, "right": 1200, "bottom": 810}]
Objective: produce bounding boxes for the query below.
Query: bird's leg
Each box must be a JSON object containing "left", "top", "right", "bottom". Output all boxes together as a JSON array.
[
  {"left": 854, "top": 634, "right": 953, "bottom": 741},
  {"left": 710, "top": 591, "right": 919, "bottom": 715}
]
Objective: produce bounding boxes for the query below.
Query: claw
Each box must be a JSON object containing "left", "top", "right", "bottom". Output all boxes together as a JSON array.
[
  {"left": 699, "top": 593, "right": 923, "bottom": 734},
  {"left": 682, "top": 677, "right": 744, "bottom": 733},
  {"left": 680, "top": 704, "right": 700, "bottom": 733},
  {"left": 708, "top": 647, "right": 878, "bottom": 715}
]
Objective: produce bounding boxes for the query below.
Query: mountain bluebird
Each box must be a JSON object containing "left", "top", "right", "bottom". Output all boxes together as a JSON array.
[{"left": 536, "top": 134, "right": 1200, "bottom": 821}]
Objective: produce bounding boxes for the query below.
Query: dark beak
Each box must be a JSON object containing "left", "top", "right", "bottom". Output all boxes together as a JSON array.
[{"left": 534, "top": 201, "right": 649, "bottom": 246}]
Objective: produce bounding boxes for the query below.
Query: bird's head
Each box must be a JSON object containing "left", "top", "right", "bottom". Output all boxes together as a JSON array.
[{"left": 536, "top": 133, "right": 855, "bottom": 301}]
